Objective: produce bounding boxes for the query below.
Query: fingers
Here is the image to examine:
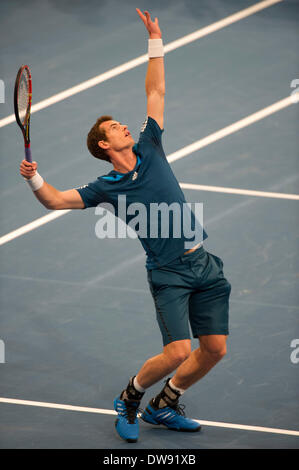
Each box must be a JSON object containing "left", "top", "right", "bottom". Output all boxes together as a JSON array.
[
  {"left": 136, "top": 8, "right": 161, "bottom": 35},
  {"left": 136, "top": 8, "right": 152, "bottom": 24},
  {"left": 21, "top": 160, "right": 37, "bottom": 170},
  {"left": 136, "top": 8, "right": 146, "bottom": 23},
  {"left": 20, "top": 159, "right": 37, "bottom": 179},
  {"left": 145, "top": 10, "right": 155, "bottom": 25}
]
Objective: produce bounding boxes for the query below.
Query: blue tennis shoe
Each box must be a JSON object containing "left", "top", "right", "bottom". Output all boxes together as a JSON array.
[
  {"left": 113, "top": 396, "right": 141, "bottom": 443},
  {"left": 141, "top": 399, "right": 201, "bottom": 432}
]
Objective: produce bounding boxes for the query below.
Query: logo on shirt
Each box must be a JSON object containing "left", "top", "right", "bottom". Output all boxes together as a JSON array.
[
  {"left": 140, "top": 117, "right": 148, "bottom": 133},
  {"left": 132, "top": 171, "right": 138, "bottom": 181}
]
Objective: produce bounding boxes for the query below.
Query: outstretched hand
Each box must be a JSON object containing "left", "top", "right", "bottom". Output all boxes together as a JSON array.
[{"left": 136, "top": 8, "right": 162, "bottom": 38}]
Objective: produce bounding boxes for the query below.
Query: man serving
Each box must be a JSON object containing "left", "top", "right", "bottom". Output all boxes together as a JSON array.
[{"left": 20, "top": 9, "right": 231, "bottom": 443}]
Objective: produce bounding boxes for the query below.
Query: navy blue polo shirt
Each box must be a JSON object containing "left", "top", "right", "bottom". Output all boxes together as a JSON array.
[{"left": 76, "top": 117, "right": 208, "bottom": 269}]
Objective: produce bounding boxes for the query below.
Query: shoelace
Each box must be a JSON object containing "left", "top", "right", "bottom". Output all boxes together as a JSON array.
[
  {"left": 123, "top": 399, "right": 142, "bottom": 424},
  {"left": 170, "top": 402, "right": 186, "bottom": 417}
]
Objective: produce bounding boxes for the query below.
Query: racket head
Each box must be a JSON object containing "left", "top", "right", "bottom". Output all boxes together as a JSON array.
[{"left": 14, "top": 65, "right": 32, "bottom": 145}]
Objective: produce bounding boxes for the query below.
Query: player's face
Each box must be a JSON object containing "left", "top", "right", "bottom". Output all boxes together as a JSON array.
[{"left": 99, "top": 120, "right": 134, "bottom": 152}]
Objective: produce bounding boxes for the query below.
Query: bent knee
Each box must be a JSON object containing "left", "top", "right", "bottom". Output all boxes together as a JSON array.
[
  {"left": 208, "top": 346, "right": 226, "bottom": 362},
  {"left": 212, "top": 346, "right": 226, "bottom": 362},
  {"left": 164, "top": 341, "right": 191, "bottom": 367},
  {"left": 200, "top": 337, "right": 227, "bottom": 362},
  {"left": 173, "top": 350, "right": 191, "bottom": 365}
]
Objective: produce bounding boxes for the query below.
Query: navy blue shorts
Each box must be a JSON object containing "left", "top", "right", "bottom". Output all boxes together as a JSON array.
[{"left": 147, "top": 246, "right": 231, "bottom": 346}]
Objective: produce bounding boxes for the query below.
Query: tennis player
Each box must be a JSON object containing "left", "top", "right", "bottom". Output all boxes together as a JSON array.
[{"left": 20, "top": 9, "right": 231, "bottom": 443}]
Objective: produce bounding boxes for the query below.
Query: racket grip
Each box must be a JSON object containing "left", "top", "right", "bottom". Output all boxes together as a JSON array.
[{"left": 25, "top": 146, "right": 32, "bottom": 163}]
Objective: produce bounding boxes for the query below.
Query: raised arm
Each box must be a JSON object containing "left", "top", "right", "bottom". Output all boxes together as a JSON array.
[
  {"left": 20, "top": 159, "right": 84, "bottom": 210},
  {"left": 136, "top": 9, "right": 165, "bottom": 129}
]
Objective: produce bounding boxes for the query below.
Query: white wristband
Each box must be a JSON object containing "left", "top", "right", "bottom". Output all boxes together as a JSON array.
[
  {"left": 148, "top": 38, "right": 164, "bottom": 58},
  {"left": 26, "top": 172, "right": 44, "bottom": 192}
]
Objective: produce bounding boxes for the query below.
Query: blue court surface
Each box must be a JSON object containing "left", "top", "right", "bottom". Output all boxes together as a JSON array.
[{"left": 0, "top": 0, "right": 299, "bottom": 452}]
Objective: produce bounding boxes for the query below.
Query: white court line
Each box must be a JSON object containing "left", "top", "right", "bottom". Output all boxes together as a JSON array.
[
  {"left": 0, "top": 0, "right": 283, "bottom": 129},
  {"left": 180, "top": 183, "right": 299, "bottom": 200},
  {"left": 0, "top": 397, "right": 298, "bottom": 437},
  {"left": 0, "top": 93, "right": 298, "bottom": 248},
  {"left": 167, "top": 94, "right": 299, "bottom": 163},
  {"left": 0, "top": 210, "right": 71, "bottom": 246}
]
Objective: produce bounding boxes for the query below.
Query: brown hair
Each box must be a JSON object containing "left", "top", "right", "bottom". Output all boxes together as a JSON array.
[{"left": 86, "top": 115, "right": 113, "bottom": 162}]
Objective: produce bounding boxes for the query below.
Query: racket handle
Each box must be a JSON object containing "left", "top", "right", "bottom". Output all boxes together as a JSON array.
[{"left": 25, "top": 146, "right": 32, "bottom": 163}]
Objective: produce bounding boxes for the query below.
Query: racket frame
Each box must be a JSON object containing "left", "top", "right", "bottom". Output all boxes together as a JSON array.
[{"left": 14, "top": 65, "right": 32, "bottom": 162}]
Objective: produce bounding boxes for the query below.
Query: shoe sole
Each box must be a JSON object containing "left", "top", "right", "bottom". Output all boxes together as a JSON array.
[
  {"left": 115, "top": 419, "right": 138, "bottom": 443},
  {"left": 141, "top": 415, "right": 201, "bottom": 432}
]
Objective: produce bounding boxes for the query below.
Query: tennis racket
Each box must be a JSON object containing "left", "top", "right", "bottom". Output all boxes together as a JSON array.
[{"left": 14, "top": 65, "right": 32, "bottom": 162}]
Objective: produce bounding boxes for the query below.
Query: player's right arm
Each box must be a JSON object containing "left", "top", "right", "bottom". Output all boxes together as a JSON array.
[{"left": 20, "top": 159, "right": 85, "bottom": 210}]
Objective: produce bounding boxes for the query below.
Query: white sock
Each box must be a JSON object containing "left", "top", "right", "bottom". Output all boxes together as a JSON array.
[
  {"left": 133, "top": 376, "right": 145, "bottom": 393},
  {"left": 169, "top": 378, "right": 186, "bottom": 396}
]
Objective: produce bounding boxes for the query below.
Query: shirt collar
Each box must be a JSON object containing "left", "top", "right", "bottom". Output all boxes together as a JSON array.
[{"left": 106, "top": 148, "right": 141, "bottom": 178}]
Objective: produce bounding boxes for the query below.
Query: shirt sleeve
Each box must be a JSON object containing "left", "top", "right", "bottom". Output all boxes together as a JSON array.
[
  {"left": 138, "top": 116, "right": 164, "bottom": 147},
  {"left": 75, "top": 180, "right": 106, "bottom": 209}
]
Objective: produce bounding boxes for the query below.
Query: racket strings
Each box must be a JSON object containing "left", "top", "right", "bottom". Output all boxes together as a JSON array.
[{"left": 17, "top": 72, "right": 30, "bottom": 124}]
